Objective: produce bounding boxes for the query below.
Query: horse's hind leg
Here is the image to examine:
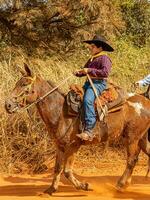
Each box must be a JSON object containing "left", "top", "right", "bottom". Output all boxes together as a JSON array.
[
  {"left": 63, "top": 143, "right": 91, "bottom": 191},
  {"left": 116, "top": 141, "right": 141, "bottom": 191},
  {"left": 139, "top": 131, "right": 150, "bottom": 177},
  {"left": 146, "top": 156, "right": 150, "bottom": 177},
  {"left": 44, "top": 148, "right": 64, "bottom": 195}
]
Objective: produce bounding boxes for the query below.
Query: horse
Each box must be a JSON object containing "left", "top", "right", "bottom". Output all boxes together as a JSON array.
[{"left": 5, "top": 64, "right": 150, "bottom": 195}]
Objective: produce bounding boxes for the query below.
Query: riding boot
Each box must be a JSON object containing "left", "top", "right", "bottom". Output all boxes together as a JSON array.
[{"left": 76, "top": 129, "right": 94, "bottom": 141}]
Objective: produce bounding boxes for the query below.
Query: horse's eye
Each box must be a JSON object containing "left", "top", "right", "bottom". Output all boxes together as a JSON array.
[
  {"left": 25, "top": 90, "right": 29, "bottom": 94},
  {"left": 22, "top": 83, "right": 27, "bottom": 87},
  {"left": 22, "top": 82, "right": 29, "bottom": 87}
]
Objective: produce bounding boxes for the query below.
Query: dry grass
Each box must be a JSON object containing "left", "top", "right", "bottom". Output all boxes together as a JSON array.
[
  {"left": 0, "top": 39, "right": 149, "bottom": 174},
  {"left": 0, "top": 0, "right": 149, "bottom": 173}
]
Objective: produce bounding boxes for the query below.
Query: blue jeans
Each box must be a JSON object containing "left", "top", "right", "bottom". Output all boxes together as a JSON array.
[{"left": 83, "top": 80, "right": 106, "bottom": 131}]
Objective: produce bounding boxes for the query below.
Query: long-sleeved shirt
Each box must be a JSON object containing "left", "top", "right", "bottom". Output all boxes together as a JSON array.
[
  {"left": 85, "top": 54, "right": 112, "bottom": 78},
  {"left": 77, "top": 53, "right": 112, "bottom": 78},
  {"left": 137, "top": 74, "right": 150, "bottom": 87}
]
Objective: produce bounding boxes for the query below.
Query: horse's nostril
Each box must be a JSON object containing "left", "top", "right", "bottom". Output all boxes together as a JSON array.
[
  {"left": 8, "top": 104, "right": 11, "bottom": 108},
  {"left": 5, "top": 101, "right": 12, "bottom": 109}
]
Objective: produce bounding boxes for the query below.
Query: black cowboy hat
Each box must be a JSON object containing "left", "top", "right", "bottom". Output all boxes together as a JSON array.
[{"left": 83, "top": 35, "right": 114, "bottom": 52}]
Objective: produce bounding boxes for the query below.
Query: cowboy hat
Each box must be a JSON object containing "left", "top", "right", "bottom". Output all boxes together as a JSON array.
[{"left": 83, "top": 35, "right": 114, "bottom": 52}]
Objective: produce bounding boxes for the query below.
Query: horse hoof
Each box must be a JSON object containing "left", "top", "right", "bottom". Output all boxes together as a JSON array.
[
  {"left": 126, "top": 177, "right": 131, "bottom": 187},
  {"left": 80, "top": 182, "right": 93, "bottom": 191},
  {"left": 115, "top": 186, "right": 125, "bottom": 193},
  {"left": 38, "top": 192, "right": 50, "bottom": 198},
  {"left": 115, "top": 183, "right": 125, "bottom": 193},
  {"left": 44, "top": 187, "right": 57, "bottom": 195},
  {"left": 85, "top": 182, "right": 93, "bottom": 191}
]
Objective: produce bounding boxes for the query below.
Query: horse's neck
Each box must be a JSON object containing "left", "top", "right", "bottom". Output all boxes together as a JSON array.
[{"left": 36, "top": 77, "right": 65, "bottom": 135}]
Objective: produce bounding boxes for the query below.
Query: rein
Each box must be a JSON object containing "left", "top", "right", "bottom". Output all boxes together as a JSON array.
[{"left": 14, "top": 74, "right": 73, "bottom": 112}]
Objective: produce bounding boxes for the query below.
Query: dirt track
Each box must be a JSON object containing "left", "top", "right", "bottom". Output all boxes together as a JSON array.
[{"left": 0, "top": 162, "right": 150, "bottom": 200}]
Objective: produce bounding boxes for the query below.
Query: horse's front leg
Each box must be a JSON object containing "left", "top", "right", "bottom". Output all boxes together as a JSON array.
[
  {"left": 63, "top": 142, "right": 91, "bottom": 191},
  {"left": 116, "top": 141, "right": 141, "bottom": 191},
  {"left": 44, "top": 148, "right": 64, "bottom": 195}
]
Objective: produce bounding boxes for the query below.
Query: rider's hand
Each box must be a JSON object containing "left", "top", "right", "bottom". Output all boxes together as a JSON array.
[
  {"left": 82, "top": 68, "right": 89, "bottom": 74},
  {"left": 73, "top": 70, "right": 81, "bottom": 76},
  {"left": 73, "top": 68, "right": 89, "bottom": 76},
  {"left": 77, "top": 68, "right": 89, "bottom": 75}
]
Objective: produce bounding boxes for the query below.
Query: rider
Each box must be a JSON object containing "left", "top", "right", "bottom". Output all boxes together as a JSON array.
[
  {"left": 74, "top": 35, "right": 114, "bottom": 141},
  {"left": 135, "top": 74, "right": 150, "bottom": 87}
]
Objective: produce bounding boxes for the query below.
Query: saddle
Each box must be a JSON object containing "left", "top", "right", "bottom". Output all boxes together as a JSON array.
[{"left": 66, "top": 83, "right": 126, "bottom": 117}]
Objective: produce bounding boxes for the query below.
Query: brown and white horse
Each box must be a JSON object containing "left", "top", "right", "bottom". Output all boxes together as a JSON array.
[{"left": 5, "top": 64, "right": 150, "bottom": 194}]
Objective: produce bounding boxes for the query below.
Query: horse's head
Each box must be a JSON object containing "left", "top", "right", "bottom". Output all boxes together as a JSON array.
[{"left": 5, "top": 64, "right": 39, "bottom": 113}]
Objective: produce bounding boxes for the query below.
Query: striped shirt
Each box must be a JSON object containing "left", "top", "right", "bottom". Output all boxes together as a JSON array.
[{"left": 138, "top": 74, "right": 150, "bottom": 87}]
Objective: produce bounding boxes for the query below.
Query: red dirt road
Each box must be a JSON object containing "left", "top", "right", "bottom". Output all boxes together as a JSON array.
[
  {"left": 0, "top": 164, "right": 150, "bottom": 200},
  {"left": 0, "top": 149, "right": 150, "bottom": 200}
]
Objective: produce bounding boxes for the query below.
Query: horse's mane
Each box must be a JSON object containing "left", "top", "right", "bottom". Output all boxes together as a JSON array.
[{"left": 47, "top": 80, "right": 66, "bottom": 97}]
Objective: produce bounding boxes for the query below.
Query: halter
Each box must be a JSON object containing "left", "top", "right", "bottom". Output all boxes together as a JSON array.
[
  {"left": 12, "top": 74, "right": 73, "bottom": 113},
  {"left": 13, "top": 76, "right": 37, "bottom": 110}
]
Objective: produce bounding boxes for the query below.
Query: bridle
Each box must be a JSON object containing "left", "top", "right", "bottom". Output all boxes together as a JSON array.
[
  {"left": 12, "top": 76, "right": 37, "bottom": 112},
  {"left": 11, "top": 74, "right": 73, "bottom": 113}
]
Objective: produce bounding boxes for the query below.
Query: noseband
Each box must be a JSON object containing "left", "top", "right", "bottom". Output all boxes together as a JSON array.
[
  {"left": 12, "top": 74, "right": 73, "bottom": 112},
  {"left": 13, "top": 76, "right": 36, "bottom": 111}
]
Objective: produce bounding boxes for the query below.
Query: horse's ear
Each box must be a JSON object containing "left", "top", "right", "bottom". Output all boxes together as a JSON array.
[
  {"left": 15, "top": 64, "right": 26, "bottom": 76},
  {"left": 24, "top": 63, "right": 33, "bottom": 77}
]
